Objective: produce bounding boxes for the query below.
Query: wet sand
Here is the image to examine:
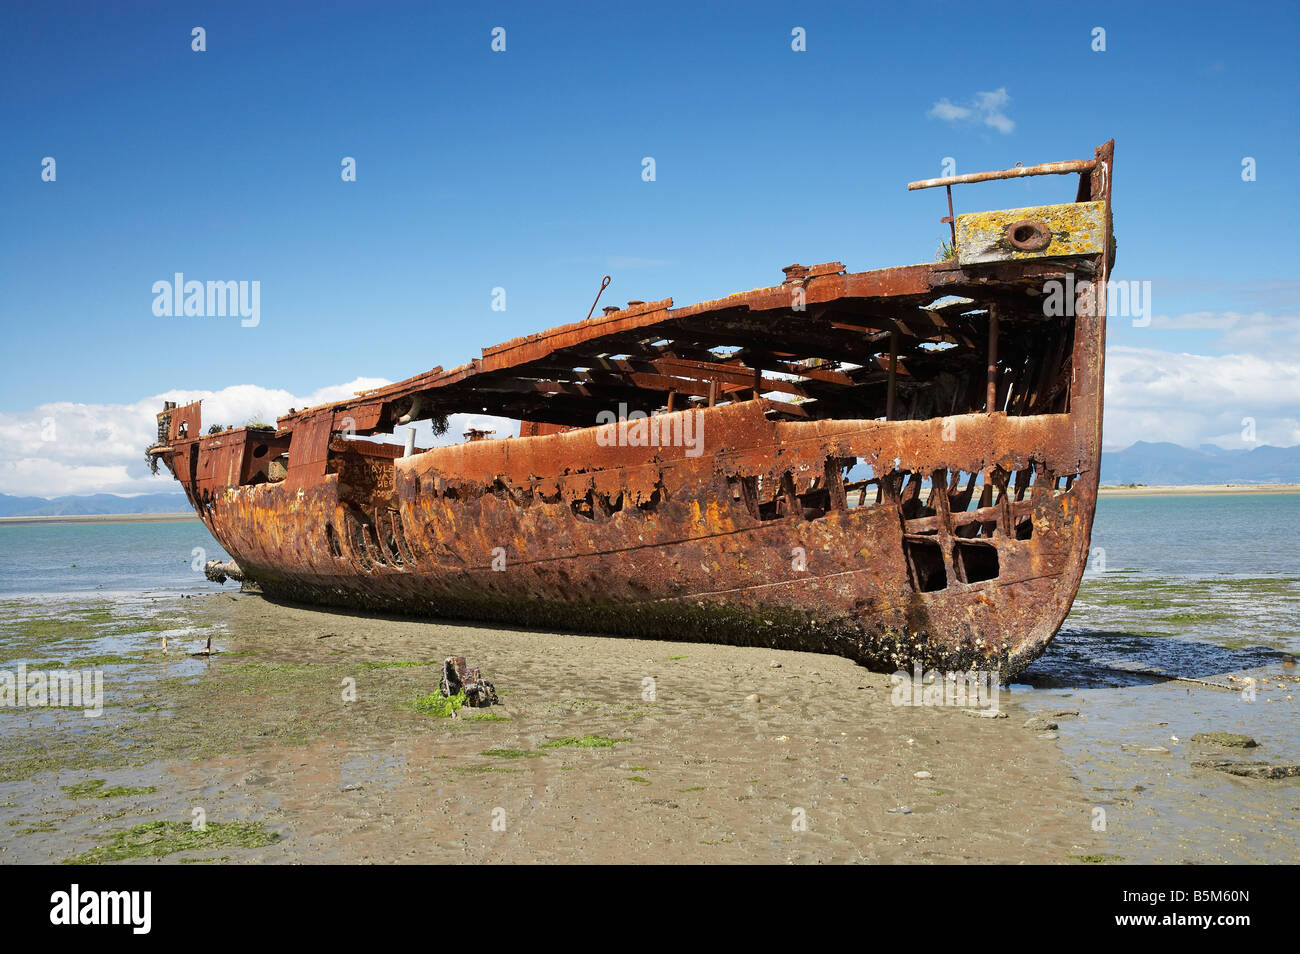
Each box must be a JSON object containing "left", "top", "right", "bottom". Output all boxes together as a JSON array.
[
  {"left": 1, "top": 593, "right": 1107, "bottom": 864},
  {"left": 4, "top": 590, "right": 1296, "bottom": 864}
]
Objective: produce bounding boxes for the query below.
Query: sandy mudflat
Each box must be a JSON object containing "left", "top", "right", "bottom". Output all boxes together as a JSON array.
[
  {"left": 1097, "top": 483, "right": 1300, "bottom": 497},
  {"left": 0, "top": 593, "right": 1107, "bottom": 864},
  {"left": 0, "top": 513, "right": 197, "bottom": 525}
]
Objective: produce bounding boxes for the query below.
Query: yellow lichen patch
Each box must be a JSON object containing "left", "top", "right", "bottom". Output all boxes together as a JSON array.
[
  {"left": 688, "top": 498, "right": 704, "bottom": 532},
  {"left": 955, "top": 201, "right": 1105, "bottom": 265}
]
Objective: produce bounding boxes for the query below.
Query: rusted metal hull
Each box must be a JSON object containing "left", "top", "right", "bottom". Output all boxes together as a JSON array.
[
  {"left": 207, "top": 403, "right": 1098, "bottom": 677},
  {"left": 151, "top": 141, "right": 1115, "bottom": 679}
]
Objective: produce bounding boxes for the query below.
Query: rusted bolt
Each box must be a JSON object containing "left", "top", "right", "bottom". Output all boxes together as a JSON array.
[{"left": 1005, "top": 219, "right": 1051, "bottom": 252}]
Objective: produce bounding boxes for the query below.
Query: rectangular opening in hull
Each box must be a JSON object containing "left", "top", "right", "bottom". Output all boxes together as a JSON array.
[
  {"left": 904, "top": 537, "right": 947, "bottom": 592},
  {"left": 954, "top": 540, "right": 999, "bottom": 584}
]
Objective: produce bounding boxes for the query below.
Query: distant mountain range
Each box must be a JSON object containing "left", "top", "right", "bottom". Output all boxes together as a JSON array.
[
  {"left": 0, "top": 442, "right": 1296, "bottom": 516},
  {"left": 0, "top": 492, "right": 189, "bottom": 517},
  {"left": 1098, "top": 442, "right": 1300, "bottom": 486}
]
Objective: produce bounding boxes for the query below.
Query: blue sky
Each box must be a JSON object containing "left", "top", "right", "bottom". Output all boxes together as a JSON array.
[{"left": 1, "top": 1, "right": 1297, "bottom": 495}]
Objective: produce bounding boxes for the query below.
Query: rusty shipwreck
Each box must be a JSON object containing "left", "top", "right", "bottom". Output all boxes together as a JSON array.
[{"left": 148, "top": 141, "right": 1115, "bottom": 679}]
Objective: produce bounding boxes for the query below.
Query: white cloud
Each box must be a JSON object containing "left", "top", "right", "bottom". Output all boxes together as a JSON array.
[
  {"left": 927, "top": 87, "right": 1015, "bottom": 134},
  {"left": 927, "top": 99, "right": 971, "bottom": 122},
  {"left": 1146, "top": 309, "right": 1300, "bottom": 356},
  {"left": 0, "top": 378, "right": 521, "bottom": 499},
  {"left": 5, "top": 341, "right": 1297, "bottom": 498},
  {"left": 1103, "top": 346, "right": 1300, "bottom": 449}
]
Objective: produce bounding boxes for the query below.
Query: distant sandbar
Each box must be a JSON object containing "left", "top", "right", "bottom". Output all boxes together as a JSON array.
[
  {"left": 1097, "top": 483, "right": 1300, "bottom": 497},
  {"left": 0, "top": 512, "right": 197, "bottom": 525}
]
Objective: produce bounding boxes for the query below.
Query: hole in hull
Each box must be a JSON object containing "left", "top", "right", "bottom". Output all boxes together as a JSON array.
[
  {"left": 904, "top": 537, "right": 947, "bottom": 592},
  {"left": 954, "top": 540, "right": 999, "bottom": 584}
]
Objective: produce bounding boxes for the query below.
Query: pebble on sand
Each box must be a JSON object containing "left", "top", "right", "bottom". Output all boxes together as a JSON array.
[
  {"left": 1023, "top": 716, "right": 1058, "bottom": 731},
  {"left": 913, "top": 770, "right": 933, "bottom": 779},
  {"left": 746, "top": 693, "right": 761, "bottom": 703}
]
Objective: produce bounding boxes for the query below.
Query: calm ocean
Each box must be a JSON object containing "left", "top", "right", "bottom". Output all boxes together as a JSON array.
[
  {"left": 1, "top": 496, "right": 1296, "bottom": 660},
  {"left": 0, "top": 519, "right": 230, "bottom": 601}
]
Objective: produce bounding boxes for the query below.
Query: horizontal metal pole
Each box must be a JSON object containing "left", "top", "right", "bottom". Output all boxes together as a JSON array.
[{"left": 908, "top": 159, "right": 1097, "bottom": 191}]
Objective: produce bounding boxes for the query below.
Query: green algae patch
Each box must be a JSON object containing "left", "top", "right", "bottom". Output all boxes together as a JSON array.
[
  {"left": 410, "top": 690, "right": 465, "bottom": 718},
  {"left": 625, "top": 776, "right": 651, "bottom": 785},
  {"left": 66, "top": 820, "right": 279, "bottom": 865},
  {"left": 1070, "top": 854, "right": 1124, "bottom": 864},
  {"left": 540, "top": 734, "right": 630, "bottom": 749},
  {"left": 452, "top": 764, "right": 524, "bottom": 775},
  {"left": 61, "top": 779, "right": 157, "bottom": 799},
  {"left": 64, "top": 654, "right": 146, "bottom": 668},
  {"left": 359, "top": 660, "right": 438, "bottom": 670},
  {"left": 461, "top": 711, "right": 510, "bottom": 722},
  {"left": 481, "top": 749, "right": 543, "bottom": 760},
  {"left": 1162, "top": 611, "right": 1231, "bottom": 624},
  {"left": 231, "top": 662, "right": 322, "bottom": 680}
]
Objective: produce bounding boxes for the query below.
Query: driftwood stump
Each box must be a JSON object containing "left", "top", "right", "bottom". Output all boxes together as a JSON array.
[{"left": 440, "top": 656, "right": 499, "bottom": 707}]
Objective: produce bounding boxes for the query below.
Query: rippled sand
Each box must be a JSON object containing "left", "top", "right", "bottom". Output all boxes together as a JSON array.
[{"left": 1, "top": 592, "right": 1105, "bottom": 864}]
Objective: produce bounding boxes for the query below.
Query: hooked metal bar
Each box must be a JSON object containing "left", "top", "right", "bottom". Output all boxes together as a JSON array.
[{"left": 909, "top": 159, "right": 1097, "bottom": 191}]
